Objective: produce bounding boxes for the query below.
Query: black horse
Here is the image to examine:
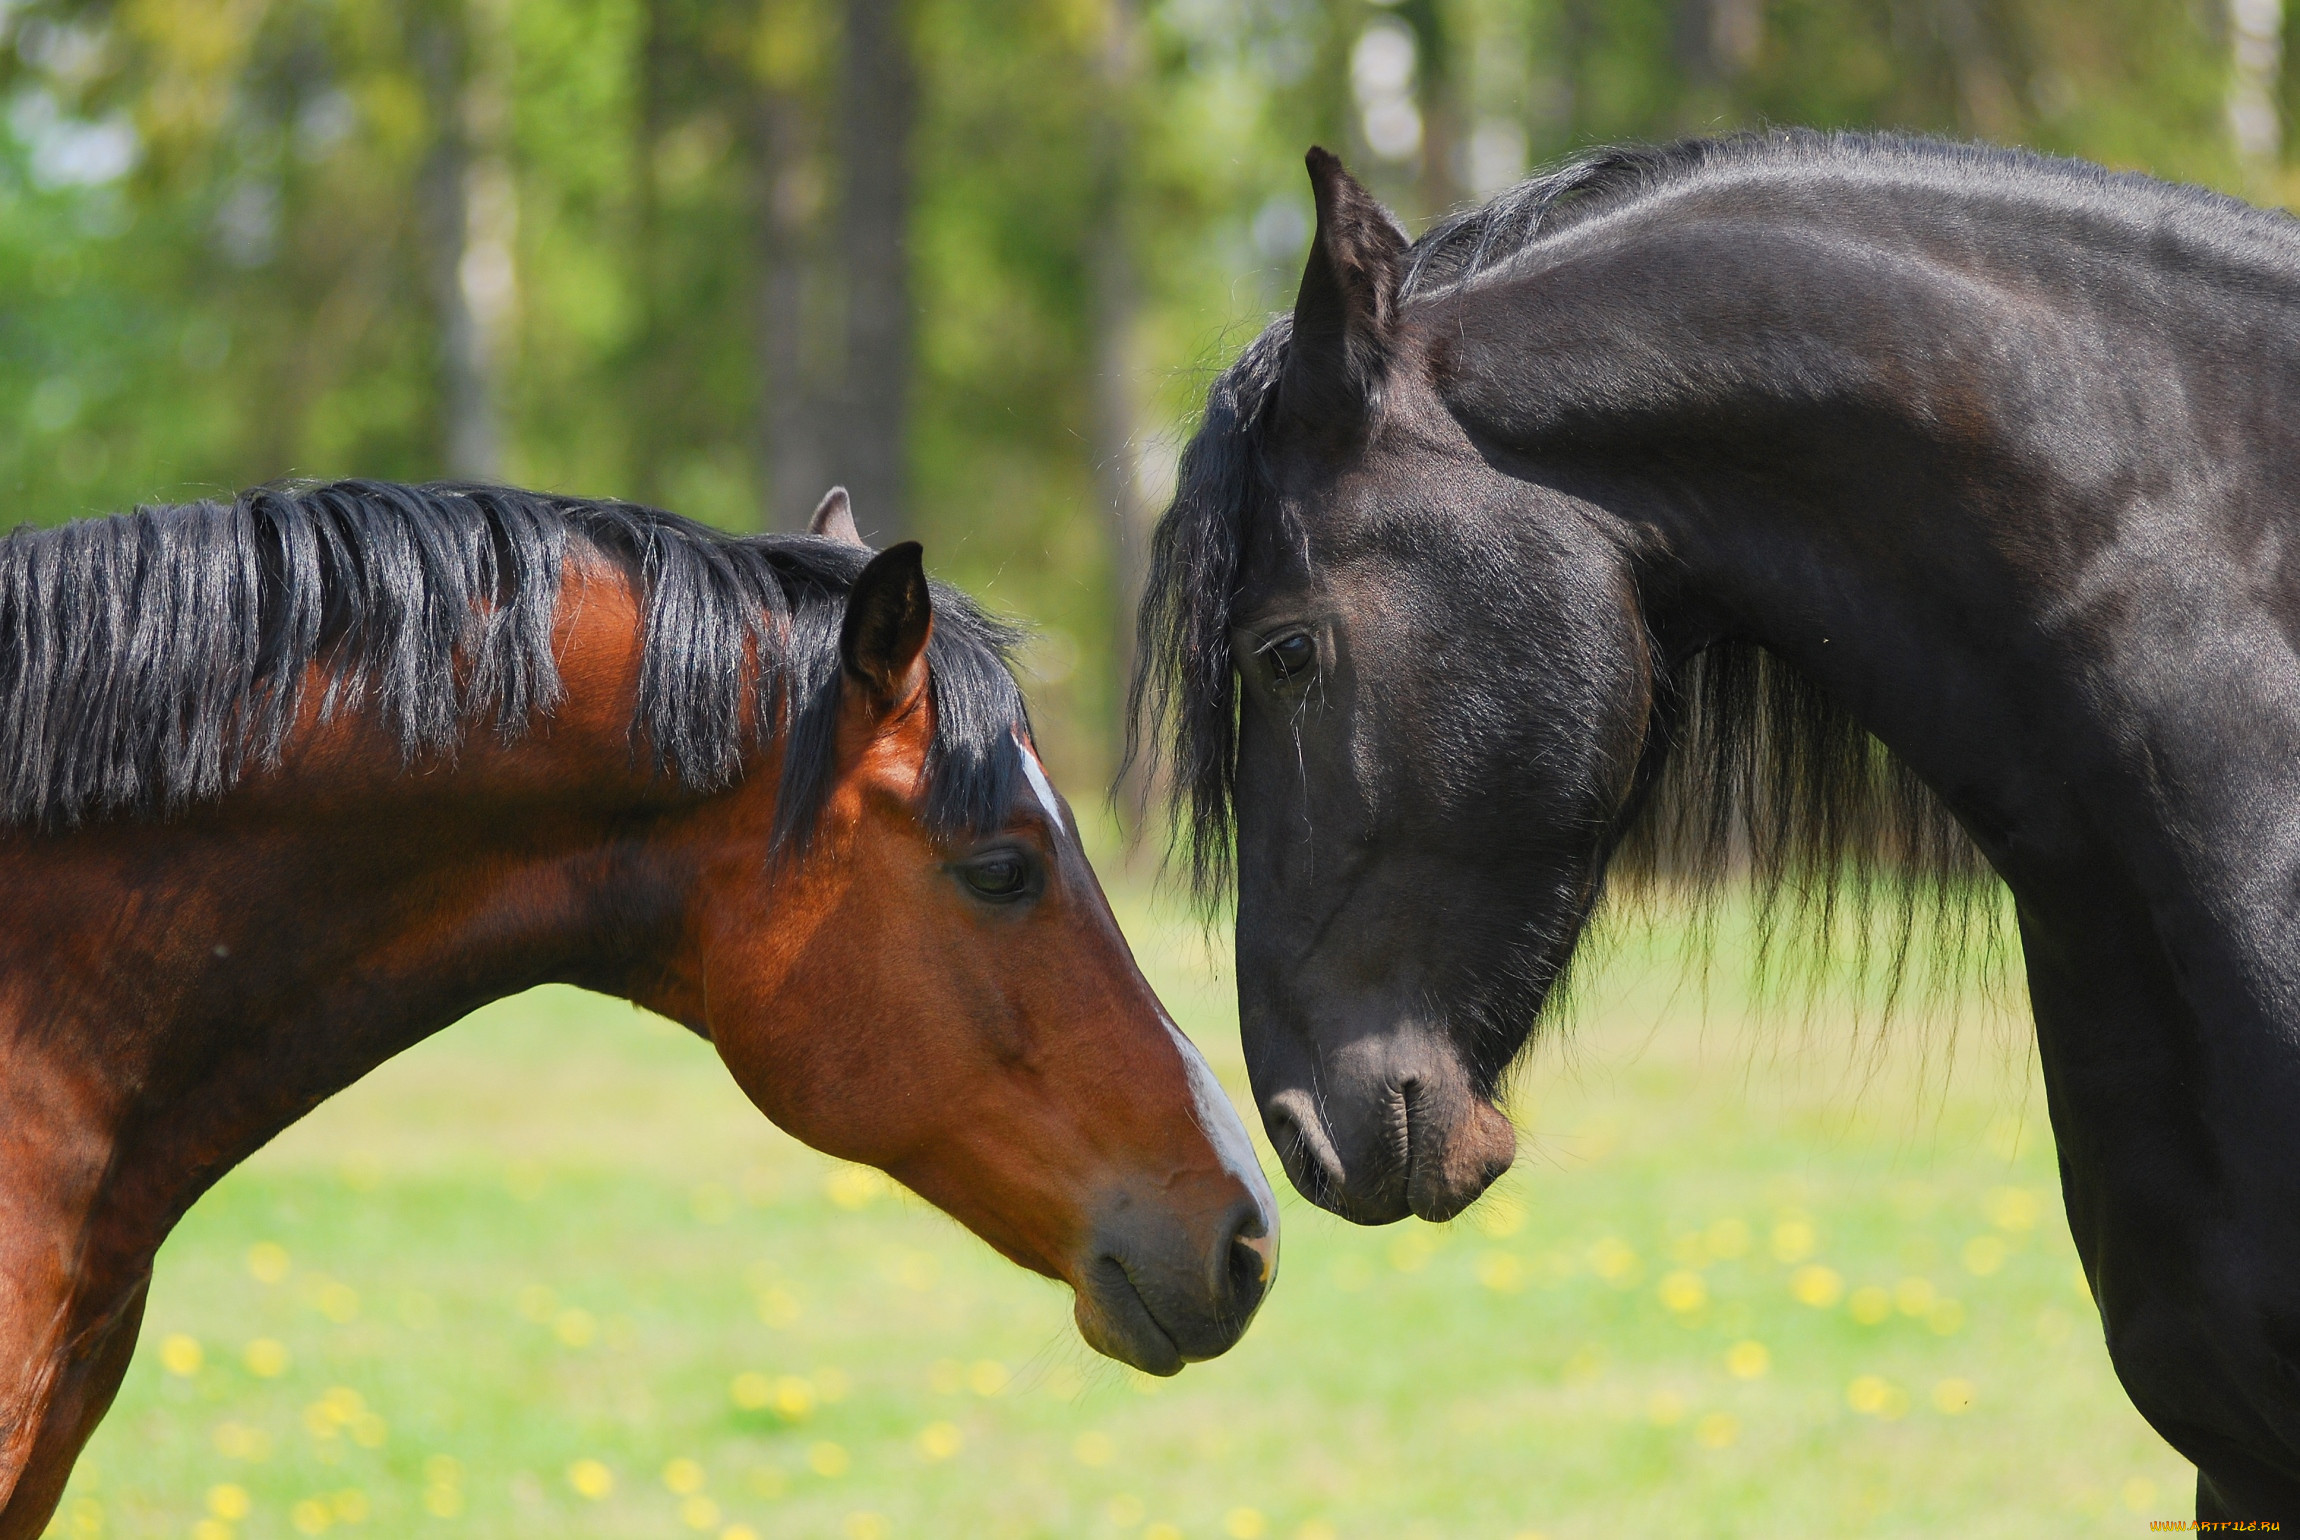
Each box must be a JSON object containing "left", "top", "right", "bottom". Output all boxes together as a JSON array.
[{"left": 1131, "top": 131, "right": 2300, "bottom": 1519}]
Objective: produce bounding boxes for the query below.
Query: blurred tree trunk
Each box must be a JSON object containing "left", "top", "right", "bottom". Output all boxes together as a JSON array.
[
  {"left": 1398, "top": 0, "right": 1462, "bottom": 217},
  {"left": 413, "top": 0, "right": 512, "bottom": 481},
  {"left": 752, "top": 7, "right": 831, "bottom": 531},
  {"left": 1090, "top": 0, "right": 1148, "bottom": 780},
  {"left": 627, "top": 0, "right": 673, "bottom": 505},
  {"left": 828, "top": 0, "right": 913, "bottom": 543},
  {"left": 2230, "top": 0, "right": 2284, "bottom": 189},
  {"left": 1675, "top": 0, "right": 1763, "bottom": 127}
]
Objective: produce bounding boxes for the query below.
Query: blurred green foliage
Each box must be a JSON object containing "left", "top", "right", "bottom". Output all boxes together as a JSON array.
[{"left": 0, "top": 0, "right": 2275, "bottom": 778}]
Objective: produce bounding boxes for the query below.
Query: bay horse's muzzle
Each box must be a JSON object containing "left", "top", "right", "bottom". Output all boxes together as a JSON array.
[{"left": 1072, "top": 1192, "right": 1276, "bottom": 1375}]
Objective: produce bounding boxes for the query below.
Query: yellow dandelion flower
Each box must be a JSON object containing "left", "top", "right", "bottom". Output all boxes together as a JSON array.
[
  {"left": 566, "top": 1459, "right": 614, "bottom": 1500},
  {"left": 917, "top": 1421, "right": 961, "bottom": 1460},
  {"left": 1073, "top": 1431, "right": 1114, "bottom": 1466},
  {"left": 1470, "top": 1193, "right": 1526, "bottom": 1238},
  {"left": 721, "top": 1528, "right": 761, "bottom": 1540},
  {"left": 1725, "top": 1340, "right": 1769, "bottom": 1379},
  {"left": 1847, "top": 1375, "right": 1892, "bottom": 1414},
  {"left": 1769, "top": 1216, "right": 1816, "bottom": 1263},
  {"left": 1647, "top": 1390, "right": 1685, "bottom": 1427},
  {"left": 1589, "top": 1236, "right": 1640, "bottom": 1285},
  {"left": 825, "top": 1165, "right": 883, "bottom": 1210},
  {"left": 680, "top": 1495, "right": 721, "bottom": 1530},
  {"left": 1226, "top": 1507, "right": 1268, "bottom": 1538},
  {"left": 1932, "top": 1377, "right": 1976, "bottom": 1414},
  {"left": 289, "top": 1497, "right": 331, "bottom": 1535},
  {"left": 193, "top": 1521, "right": 231, "bottom": 1540},
  {"left": 730, "top": 1372, "right": 772, "bottom": 1410},
  {"left": 755, "top": 1289, "right": 801, "bottom": 1328},
  {"left": 808, "top": 1442, "right": 849, "bottom": 1478},
  {"left": 773, "top": 1376, "right": 816, "bottom": 1420},
  {"left": 244, "top": 1338, "right": 290, "bottom": 1378},
  {"left": 553, "top": 1308, "right": 596, "bottom": 1348},
  {"left": 1986, "top": 1186, "right": 2040, "bottom": 1231},
  {"left": 966, "top": 1360, "right": 1009, "bottom": 1397},
  {"left": 160, "top": 1335, "right": 203, "bottom": 1376},
  {"left": 1658, "top": 1271, "right": 1706, "bottom": 1314},
  {"left": 1791, "top": 1265, "right": 1843, "bottom": 1308},
  {"left": 313, "top": 1281, "right": 359, "bottom": 1324},
  {"left": 1298, "top": 1523, "right": 1341, "bottom": 1540},
  {"left": 423, "top": 1485, "right": 463, "bottom": 1518},
  {"left": 663, "top": 1458, "right": 706, "bottom": 1495},
  {"left": 1848, "top": 1286, "right": 1893, "bottom": 1325},
  {"left": 247, "top": 1243, "right": 291, "bottom": 1284},
  {"left": 844, "top": 1514, "right": 888, "bottom": 1540},
  {"left": 207, "top": 1484, "right": 251, "bottom": 1521},
  {"left": 1476, "top": 1252, "right": 1525, "bottom": 1292},
  {"left": 1962, "top": 1236, "right": 2007, "bottom": 1276},
  {"left": 1694, "top": 1413, "right": 1738, "bottom": 1449},
  {"left": 1145, "top": 1525, "right": 1183, "bottom": 1540}
]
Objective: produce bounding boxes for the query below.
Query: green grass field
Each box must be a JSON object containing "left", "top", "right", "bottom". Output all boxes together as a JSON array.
[{"left": 55, "top": 887, "right": 2191, "bottom": 1539}]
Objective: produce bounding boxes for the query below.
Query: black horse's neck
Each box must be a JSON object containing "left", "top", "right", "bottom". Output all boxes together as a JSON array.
[{"left": 1437, "top": 170, "right": 2300, "bottom": 1514}]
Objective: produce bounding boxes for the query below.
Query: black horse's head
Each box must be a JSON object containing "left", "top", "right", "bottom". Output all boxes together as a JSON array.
[{"left": 1130, "top": 150, "right": 1659, "bottom": 1225}]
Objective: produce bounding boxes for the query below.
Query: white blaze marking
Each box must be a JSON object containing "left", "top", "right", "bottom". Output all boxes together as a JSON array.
[
  {"left": 1163, "top": 1013, "right": 1280, "bottom": 1279},
  {"left": 1016, "top": 734, "right": 1066, "bottom": 834}
]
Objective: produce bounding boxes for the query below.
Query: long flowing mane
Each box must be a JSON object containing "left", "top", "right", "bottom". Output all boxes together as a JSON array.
[
  {"left": 0, "top": 480, "right": 1025, "bottom": 845},
  {"left": 1122, "top": 131, "right": 2210, "bottom": 992}
]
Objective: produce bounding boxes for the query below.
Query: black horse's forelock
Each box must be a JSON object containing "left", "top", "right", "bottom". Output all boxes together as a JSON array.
[
  {"left": 0, "top": 480, "right": 1026, "bottom": 846},
  {"left": 1123, "top": 319, "right": 1293, "bottom": 903},
  {"left": 1129, "top": 130, "right": 2012, "bottom": 985}
]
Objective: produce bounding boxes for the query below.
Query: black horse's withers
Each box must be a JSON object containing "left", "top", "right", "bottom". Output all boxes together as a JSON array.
[{"left": 1132, "top": 131, "right": 2300, "bottom": 1521}]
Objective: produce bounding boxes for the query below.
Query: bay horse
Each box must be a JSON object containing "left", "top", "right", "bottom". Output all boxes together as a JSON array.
[
  {"left": 1131, "top": 133, "right": 2300, "bottom": 1519},
  {"left": 0, "top": 479, "right": 1276, "bottom": 1538}
]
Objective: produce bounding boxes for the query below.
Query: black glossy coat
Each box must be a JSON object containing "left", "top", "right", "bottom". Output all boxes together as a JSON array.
[{"left": 1134, "top": 133, "right": 2300, "bottom": 1519}]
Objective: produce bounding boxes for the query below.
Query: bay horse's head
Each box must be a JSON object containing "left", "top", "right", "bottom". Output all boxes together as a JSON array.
[
  {"left": 658, "top": 504, "right": 1275, "bottom": 1374},
  {"left": 1130, "top": 152, "right": 1657, "bottom": 1225}
]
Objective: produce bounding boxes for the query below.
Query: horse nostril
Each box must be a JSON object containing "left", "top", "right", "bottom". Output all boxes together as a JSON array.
[{"left": 1220, "top": 1205, "right": 1275, "bottom": 1323}]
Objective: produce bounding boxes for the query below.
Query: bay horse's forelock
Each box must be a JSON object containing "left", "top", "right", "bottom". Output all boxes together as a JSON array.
[
  {"left": 0, "top": 492, "right": 1276, "bottom": 1534},
  {"left": 1141, "top": 131, "right": 2300, "bottom": 1518}
]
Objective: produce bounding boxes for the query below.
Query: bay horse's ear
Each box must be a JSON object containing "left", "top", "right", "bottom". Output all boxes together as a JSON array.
[
  {"left": 1285, "top": 146, "right": 1410, "bottom": 433},
  {"left": 840, "top": 541, "right": 933, "bottom": 708},
  {"left": 809, "top": 485, "right": 867, "bottom": 547}
]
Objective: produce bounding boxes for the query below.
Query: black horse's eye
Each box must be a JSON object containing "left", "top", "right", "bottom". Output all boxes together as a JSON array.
[
  {"left": 959, "top": 852, "right": 1031, "bottom": 900},
  {"left": 1265, "top": 632, "right": 1317, "bottom": 683}
]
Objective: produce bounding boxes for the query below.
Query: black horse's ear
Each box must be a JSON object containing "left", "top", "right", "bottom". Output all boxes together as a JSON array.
[
  {"left": 840, "top": 541, "right": 933, "bottom": 707},
  {"left": 1284, "top": 146, "right": 1410, "bottom": 433},
  {"left": 809, "top": 485, "right": 866, "bottom": 547}
]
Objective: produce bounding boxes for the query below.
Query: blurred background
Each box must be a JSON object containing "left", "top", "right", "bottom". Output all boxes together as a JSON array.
[
  {"left": 6, "top": 1, "right": 2285, "bottom": 1536},
  {"left": 0, "top": 0, "right": 2290, "bottom": 784}
]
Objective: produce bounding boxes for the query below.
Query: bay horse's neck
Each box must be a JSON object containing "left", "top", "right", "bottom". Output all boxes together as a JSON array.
[
  {"left": 0, "top": 563, "right": 718, "bottom": 1526},
  {"left": 1447, "top": 196, "right": 2300, "bottom": 1513}
]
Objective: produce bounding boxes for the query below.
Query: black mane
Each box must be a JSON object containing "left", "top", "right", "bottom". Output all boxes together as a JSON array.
[
  {"left": 1129, "top": 131, "right": 2091, "bottom": 979},
  {"left": 0, "top": 480, "right": 1026, "bottom": 844}
]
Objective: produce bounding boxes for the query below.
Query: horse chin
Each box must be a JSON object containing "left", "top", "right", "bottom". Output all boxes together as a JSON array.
[
  {"left": 1072, "top": 1260, "right": 1186, "bottom": 1377},
  {"left": 1403, "top": 1094, "right": 1517, "bottom": 1222}
]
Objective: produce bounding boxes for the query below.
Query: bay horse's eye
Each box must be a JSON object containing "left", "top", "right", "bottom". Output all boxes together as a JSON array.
[
  {"left": 1265, "top": 632, "right": 1316, "bottom": 683},
  {"left": 958, "top": 852, "right": 1033, "bottom": 901}
]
